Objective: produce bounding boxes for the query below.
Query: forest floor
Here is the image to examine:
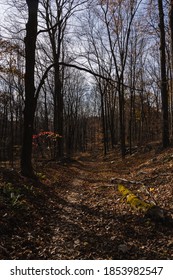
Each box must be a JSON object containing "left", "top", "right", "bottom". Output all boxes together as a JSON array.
[{"left": 0, "top": 145, "right": 173, "bottom": 260}]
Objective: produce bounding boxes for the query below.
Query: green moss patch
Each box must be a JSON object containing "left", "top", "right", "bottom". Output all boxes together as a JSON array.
[{"left": 118, "top": 184, "right": 154, "bottom": 212}]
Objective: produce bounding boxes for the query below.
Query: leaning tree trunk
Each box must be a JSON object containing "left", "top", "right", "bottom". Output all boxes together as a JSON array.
[{"left": 21, "top": 0, "right": 38, "bottom": 177}]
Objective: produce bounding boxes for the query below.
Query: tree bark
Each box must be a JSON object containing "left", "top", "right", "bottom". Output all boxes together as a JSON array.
[
  {"left": 158, "top": 0, "right": 170, "bottom": 148},
  {"left": 21, "top": 0, "right": 39, "bottom": 177},
  {"left": 54, "top": 65, "right": 64, "bottom": 158},
  {"left": 118, "top": 82, "right": 126, "bottom": 158},
  {"left": 169, "top": 1, "right": 173, "bottom": 138}
]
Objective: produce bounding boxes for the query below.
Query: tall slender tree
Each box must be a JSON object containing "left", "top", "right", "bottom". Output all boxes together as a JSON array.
[
  {"left": 169, "top": 0, "right": 173, "bottom": 137},
  {"left": 99, "top": 0, "right": 141, "bottom": 157},
  {"left": 21, "top": 0, "right": 39, "bottom": 177},
  {"left": 158, "top": 0, "right": 170, "bottom": 147}
]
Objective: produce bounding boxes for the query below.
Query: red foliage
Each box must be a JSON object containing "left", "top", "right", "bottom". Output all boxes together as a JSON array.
[
  {"left": 32, "top": 131, "right": 61, "bottom": 140},
  {"left": 32, "top": 131, "right": 62, "bottom": 159},
  {"left": 33, "top": 134, "right": 39, "bottom": 139}
]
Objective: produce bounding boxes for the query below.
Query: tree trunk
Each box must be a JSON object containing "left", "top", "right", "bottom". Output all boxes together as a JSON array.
[
  {"left": 158, "top": 0, "right": 170, "bottom": 148},
  {"left": 100, "top": 89, "right": 107, "bottom": 155},
  {"left": 169, "top": 1, "right": 173, "bottom": 139},
  {"left": 21, "top": 0, "right": 38, "bottom": 177},
  {"left": 54, "top": 65, "right": 64, "bottom": 159},
  {"left": 118, "top": 82, "right": 126, "bottom": 158}
]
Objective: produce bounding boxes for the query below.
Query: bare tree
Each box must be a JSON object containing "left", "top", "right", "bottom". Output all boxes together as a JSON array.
[
  {"left": 158, "top": 0, "right": 170, "bottom": 147},
  {"left": 21, "top": 0, "right": 39, "bottom": 177},
  {"left": 39, "top": 0, "right": 88, "bottom": 159},
  {"left": 96, "top": 0, "right": 142, "bottom": 157}
]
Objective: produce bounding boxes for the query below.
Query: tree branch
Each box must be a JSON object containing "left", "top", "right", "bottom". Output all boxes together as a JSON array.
[{"left": 35, "top": 60, "right": 144, "bottom": 102}]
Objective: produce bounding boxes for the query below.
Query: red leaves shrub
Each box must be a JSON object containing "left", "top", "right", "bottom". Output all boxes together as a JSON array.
[{"left": 32, "top": 131, "right": 61, "bottom": 159}]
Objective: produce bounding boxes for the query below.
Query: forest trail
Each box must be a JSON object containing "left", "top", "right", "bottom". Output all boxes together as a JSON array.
[
  {"left": 1, "top": 149, "right": 173, "bottom": 259},
  {"left": 43, "top": 156, "right": 118, "bottom": 259}
]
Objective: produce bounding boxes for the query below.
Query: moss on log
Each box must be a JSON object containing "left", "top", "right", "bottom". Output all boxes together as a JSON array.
[
  {"left": 118, "top": 184, "right": 154, "bottom": 212},
  {"left": 118, "top": 184, "right": 171, "bottom": 223}
]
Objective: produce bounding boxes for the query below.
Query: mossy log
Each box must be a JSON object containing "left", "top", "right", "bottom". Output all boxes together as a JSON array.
[
  {"left": 118, "top": 184, "right": 154, "bottom": 212},
  {"left": 117, "top": 184, "right": 167, "bottom": 222}
]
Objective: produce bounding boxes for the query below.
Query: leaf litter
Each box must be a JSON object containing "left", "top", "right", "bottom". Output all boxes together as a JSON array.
[{"left": 0, "top": 147, "right": 173, "bottom": 259}]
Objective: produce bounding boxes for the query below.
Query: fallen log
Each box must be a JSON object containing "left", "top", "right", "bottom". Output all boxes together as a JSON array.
[
  {"left": 117, "top": 184, "right": 169, "bottom": 223},
  {"left": 118, "top": 184, "right": 153, "bottom": 212}
]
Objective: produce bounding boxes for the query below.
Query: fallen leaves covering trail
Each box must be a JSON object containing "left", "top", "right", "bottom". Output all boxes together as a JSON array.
[{"left": 0, "top": 149, "right": 173, "bottom": 259}]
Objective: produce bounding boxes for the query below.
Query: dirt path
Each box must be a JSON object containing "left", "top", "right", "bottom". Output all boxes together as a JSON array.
[
  {"left": 1, "top": 152, "right": 173, "bottom": 259},
  {"left": 39, "top": 156, "right": 173, "bottom": 259},
  {"left": 44, "top": 158, "right": 117, "bottom": 259}
]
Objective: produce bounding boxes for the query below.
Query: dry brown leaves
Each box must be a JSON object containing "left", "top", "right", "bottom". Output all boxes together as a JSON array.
[{"left": 0, "top": 148, "right": 173, "bottom": 260}]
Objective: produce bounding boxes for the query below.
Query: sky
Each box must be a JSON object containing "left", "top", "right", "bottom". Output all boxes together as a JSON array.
[
  {"left": 0, "top": 2, "right": 11, "bottom": 35},
  {"left": 0, "top": 1, "right": 8, "bottom": 22}
]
